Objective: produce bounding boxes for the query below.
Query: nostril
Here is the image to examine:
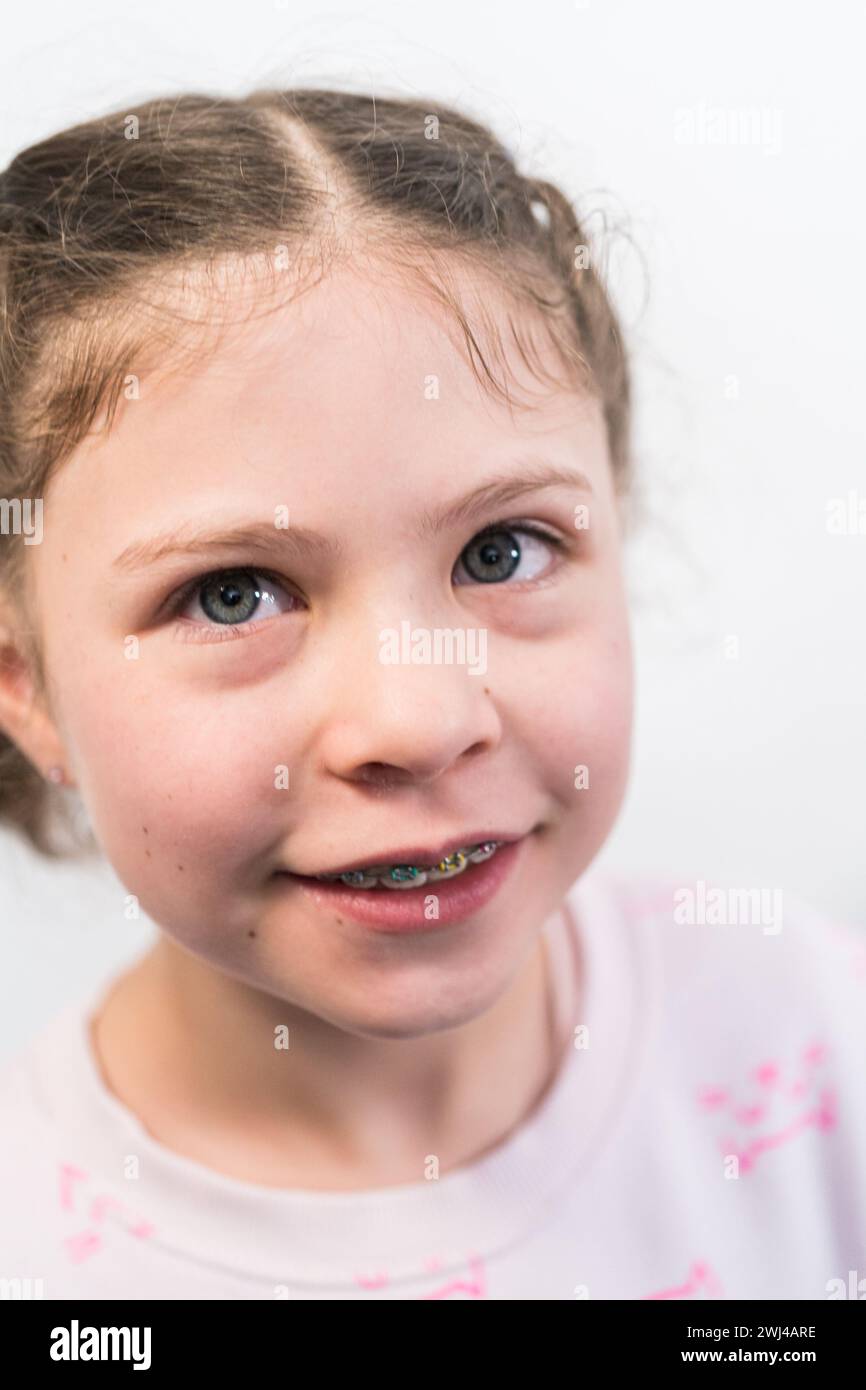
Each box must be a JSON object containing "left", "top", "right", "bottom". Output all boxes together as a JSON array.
[{"left": 357, "top": 763, "right": 411, "bottom": 789}]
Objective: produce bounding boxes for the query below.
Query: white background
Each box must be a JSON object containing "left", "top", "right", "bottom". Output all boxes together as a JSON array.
[{"left": 1, "top": 0, "right": 864, "bottom": 1057}]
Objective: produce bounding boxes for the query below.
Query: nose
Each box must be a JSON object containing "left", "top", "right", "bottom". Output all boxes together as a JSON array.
[{"left": 314, "top": 624, "right": 502, "bottom": 788}]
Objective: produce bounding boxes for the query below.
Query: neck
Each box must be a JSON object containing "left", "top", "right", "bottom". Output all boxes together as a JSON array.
[{"left": 90, "top": 913, "right": 567, "bottom": 1190}]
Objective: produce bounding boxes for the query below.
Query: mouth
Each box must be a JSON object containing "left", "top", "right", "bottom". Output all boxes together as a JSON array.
[
  {"left": 279, "top": 832, "right": 525, "bottom": 891},
  {"left": 275, "top": 834, "right": 530, "bottom": 931}
]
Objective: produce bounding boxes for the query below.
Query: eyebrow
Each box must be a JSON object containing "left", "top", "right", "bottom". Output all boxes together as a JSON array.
[{"left": 111, "top": 460, "right": 594, "bottom": 573}]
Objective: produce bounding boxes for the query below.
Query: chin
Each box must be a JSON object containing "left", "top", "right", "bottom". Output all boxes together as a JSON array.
[{"left": 320, "top": 989, "right": 499, "bottom": 1042}]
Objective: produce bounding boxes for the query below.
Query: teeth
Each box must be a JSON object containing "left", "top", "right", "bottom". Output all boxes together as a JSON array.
[{"left": 316, "top": 840, "right": 503, "bottom": 890}]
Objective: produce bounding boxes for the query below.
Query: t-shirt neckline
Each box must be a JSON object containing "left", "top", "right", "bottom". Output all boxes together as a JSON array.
[{"left": 30, "top": 870, "right": 653, "bottom": 1289}]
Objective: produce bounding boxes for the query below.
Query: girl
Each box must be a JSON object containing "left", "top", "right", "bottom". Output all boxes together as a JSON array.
[{"left": 0, "top": 87, "right": 863, "bottom": 1302}]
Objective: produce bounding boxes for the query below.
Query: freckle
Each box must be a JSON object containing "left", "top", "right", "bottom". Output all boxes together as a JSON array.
[
  {"left": 248, "top": 930, "right": 256, "bottom": 938},
  {"left": 145, "top": 849, "right": 151, "bottom": 858},
  {"left": 142, "top": 826, "right": 148, "bottom": 835},
  {"left": 176, "top": 864, "right": 184, "bottom": 871}
]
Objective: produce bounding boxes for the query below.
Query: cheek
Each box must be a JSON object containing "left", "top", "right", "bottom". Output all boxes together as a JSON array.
[
  {"left": 60, "top": 665, "right": 292, "bottom": 892},
  {"left": 508, "top": 624, "right": 634, "bottom": 810}
]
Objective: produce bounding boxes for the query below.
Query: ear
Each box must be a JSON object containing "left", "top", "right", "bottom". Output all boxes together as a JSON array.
[{"left": 0, "top": 611, "right": 70, "bottom": 781}]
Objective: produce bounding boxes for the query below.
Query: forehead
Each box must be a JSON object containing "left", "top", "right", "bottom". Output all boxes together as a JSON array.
[
  {"left": 116, "top": 247, "right": 593, "bottom": 420},
  {"left": 45, "top": 254, "right": 608, "bottom": 527}
]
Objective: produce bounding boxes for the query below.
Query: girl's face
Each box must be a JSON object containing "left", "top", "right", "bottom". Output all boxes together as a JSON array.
[{"left": 23, "top": 260, "right": 634, "bottom": 1037}]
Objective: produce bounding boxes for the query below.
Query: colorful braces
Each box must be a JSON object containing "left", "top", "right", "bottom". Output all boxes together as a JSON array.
[{"left": 317, "top": 840, "right": 502, "bottom": 889}]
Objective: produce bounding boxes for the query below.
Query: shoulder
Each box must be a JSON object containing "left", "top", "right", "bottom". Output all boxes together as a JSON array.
[
  {"left": 570, "top": 870, "right": 866, "bottom": 1291},
  {"left": 591, "top": 867, "right": 865, "bottom": 1022},
  {"left": 589, "top": 867, "right": 866, "bottom": 1147},
  {"left": 0, "top": 1025, "right": 55, "bottom": 1140},
  {"left": 0, "top": 1010, "right": 79, "bottom": 1266}
]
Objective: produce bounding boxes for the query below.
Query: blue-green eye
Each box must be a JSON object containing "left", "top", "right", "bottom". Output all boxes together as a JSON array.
[
  {"left": 454, "top": 524, "right": 564, "bottom": 586},
  {"left": 176, "top": 568, "right": 298, "bottom": 627}
]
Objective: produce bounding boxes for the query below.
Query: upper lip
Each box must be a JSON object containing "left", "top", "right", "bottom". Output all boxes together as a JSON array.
[{"left": 288, "top": 830, "right": 529, "bottom": 877}]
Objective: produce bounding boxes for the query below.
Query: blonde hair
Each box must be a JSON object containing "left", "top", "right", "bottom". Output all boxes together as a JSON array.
[{"left": 0, "top": 86, "right": 632, "bottom": 857}]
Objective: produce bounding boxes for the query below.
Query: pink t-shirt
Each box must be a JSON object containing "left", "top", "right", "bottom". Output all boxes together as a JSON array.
[{"left": 1, "top": 869, "right": 864, "bottom": 1300}]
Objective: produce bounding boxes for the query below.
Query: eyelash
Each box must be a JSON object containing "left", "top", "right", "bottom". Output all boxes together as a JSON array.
[{"left": 164, "top": 520, "right": 570, "bottom": 644}]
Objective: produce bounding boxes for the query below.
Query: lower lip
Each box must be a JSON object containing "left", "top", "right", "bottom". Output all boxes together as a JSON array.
[{"left": 274, "top": 838, "right": 527, "bottom": 932}]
